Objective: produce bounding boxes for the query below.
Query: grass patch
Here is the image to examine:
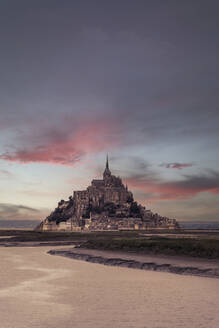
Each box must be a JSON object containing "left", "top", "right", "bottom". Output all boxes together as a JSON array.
[{"left": 81, "top": 236, "right": 219, "bottom": 259}]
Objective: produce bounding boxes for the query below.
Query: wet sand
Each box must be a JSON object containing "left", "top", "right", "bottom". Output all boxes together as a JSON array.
[
  {"left": 48, "top": 247, "right": 219, "bottom": 278},
  {"left": 0, "top": 246, "right": 219, "bottom": 328}
]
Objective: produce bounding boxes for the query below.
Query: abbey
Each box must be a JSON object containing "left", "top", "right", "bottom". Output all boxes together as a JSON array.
[{"left": 37, "top": 157, "right": 180, "bottom": 231}]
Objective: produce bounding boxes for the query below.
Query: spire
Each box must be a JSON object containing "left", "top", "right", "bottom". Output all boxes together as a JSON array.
[
  {"left": 106, "top": 154, "right": 109, "bottom": 170},
  {"left": 103, "top": 154, "right": 111, "bottom": 178}
]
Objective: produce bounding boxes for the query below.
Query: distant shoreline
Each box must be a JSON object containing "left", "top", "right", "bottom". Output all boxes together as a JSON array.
[{"left": 48, "top": 247, "right": 219, "bottom": 279}]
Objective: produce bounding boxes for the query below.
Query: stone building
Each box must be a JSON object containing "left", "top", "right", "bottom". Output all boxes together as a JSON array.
[{"left": 36, "top": 157, "right": 180, "bottom": 231}]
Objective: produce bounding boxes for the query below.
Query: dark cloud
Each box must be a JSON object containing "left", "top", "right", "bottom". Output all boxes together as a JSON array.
[
  {"left": 0, "top": 0, "right": 219, "bottom": 152},
  {"left": 0, "top": 203, "right": 41, "bottom": 221},
  {"left": 176, "top": 170, "right": 219, "bottom": 194},
  {"left": 160, "top": 163, "right": 193, "bottom": 170},
  {"left": 126, "top": 169, "right": 219, "bottom": 201}
]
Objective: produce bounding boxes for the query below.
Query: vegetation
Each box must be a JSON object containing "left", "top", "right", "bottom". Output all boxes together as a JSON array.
[
  {"left": 130, "top": 201, "right": 142, "bottom": 217},
  {"left": 0, "top": 229, "right": 219, "bottom": 259},
  {"left": 81, "top": 236, "right": 219, "bottom": 259}
]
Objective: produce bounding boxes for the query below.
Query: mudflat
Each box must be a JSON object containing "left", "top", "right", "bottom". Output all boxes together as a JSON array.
[
  {"left": 0, "top": 246, "right": 219, "bottom": 328},
  {"left": 48, "top": 247, "right": 219, "bottom": 278}
]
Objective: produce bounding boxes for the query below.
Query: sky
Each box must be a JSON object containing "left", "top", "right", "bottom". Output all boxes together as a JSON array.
[{"left": 0, "top": 0, "right": 219, "bottom": 225}]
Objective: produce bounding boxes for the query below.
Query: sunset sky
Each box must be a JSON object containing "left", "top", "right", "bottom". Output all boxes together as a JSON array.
[{"left": 0, "top": 0, "right": 219, "bottom": 225}]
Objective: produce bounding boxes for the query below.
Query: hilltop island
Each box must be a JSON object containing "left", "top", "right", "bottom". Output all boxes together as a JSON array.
[{"left": 36, "top": 157, "right": 180, "bottom": 232}]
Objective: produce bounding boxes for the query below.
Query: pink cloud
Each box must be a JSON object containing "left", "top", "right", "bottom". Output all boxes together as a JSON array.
[{"left": 0, "top": 119, "right": 119, "bottom": 166}]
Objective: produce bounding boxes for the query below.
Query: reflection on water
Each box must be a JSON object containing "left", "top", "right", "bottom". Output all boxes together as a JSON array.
[{"left": 0, "top": 246, "right": 218, "bottom": 328}]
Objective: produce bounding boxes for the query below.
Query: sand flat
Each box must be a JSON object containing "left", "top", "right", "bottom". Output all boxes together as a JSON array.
[{"left": 0, "top": 246, "right": 219, "bottom": 328}]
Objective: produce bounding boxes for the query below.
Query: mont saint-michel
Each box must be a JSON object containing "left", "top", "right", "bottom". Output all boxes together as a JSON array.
[{"left": 37, "top": 158, "right": 180, "bottom": 231}]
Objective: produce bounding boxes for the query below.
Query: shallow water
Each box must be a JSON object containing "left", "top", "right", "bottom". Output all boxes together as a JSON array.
[{"left": 0, "top": 246, "right": 218, "bottom": 328}]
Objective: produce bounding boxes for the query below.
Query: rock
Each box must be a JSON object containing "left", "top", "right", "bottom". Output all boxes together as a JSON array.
[{"left": 36, "top": 158, "right": 181, "bottom": 232}]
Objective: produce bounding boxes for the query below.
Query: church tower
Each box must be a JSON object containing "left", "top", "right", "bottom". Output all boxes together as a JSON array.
[{"left": 103, "top": 155, "right": 111, "bottom": 179}]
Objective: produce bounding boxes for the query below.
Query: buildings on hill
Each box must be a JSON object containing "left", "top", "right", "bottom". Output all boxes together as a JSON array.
[{"left": 36, "top": 157, "right": 180, "bottom": 231}]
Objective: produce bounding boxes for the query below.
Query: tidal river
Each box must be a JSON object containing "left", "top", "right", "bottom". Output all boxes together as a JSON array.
[{"left": 0, "top": 246, "right": 218, "bottom": 328}]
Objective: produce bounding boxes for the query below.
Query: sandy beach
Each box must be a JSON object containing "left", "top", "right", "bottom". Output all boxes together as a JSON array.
[{"left": 0, "top": 246, "right": 219, "bottom": 328}]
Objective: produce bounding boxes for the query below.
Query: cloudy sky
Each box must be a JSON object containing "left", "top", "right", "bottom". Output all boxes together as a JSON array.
[{"left": 0, "top": 0, "right": 219, "bottom": 225}]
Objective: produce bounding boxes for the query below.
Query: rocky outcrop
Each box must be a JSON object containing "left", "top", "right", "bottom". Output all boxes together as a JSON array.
[{"left": 37, "top": 158, "right": 180, "bottom": 231}]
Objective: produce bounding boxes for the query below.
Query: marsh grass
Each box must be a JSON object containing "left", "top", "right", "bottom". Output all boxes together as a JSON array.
[{"left": 0, "top": 229, "right": 219, "bottom": 259}]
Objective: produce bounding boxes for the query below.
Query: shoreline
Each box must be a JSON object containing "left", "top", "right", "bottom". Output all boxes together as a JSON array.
[
  {"left": 48, "top": 247, "right": 219, "bottom": 279},
  {"left": 0, "top": 241, "right": 78, "bottom": 247},
  {"left": 1, "top": 237, "right": 219, "bottom": 279}
]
